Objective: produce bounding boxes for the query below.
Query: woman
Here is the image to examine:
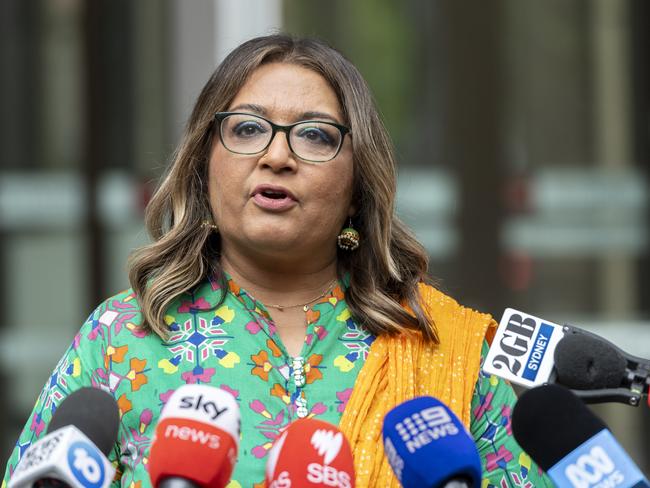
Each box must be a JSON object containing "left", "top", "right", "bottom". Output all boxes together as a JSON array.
[{"left": 3, "top": 35, "right": 550, "bottom": 487}]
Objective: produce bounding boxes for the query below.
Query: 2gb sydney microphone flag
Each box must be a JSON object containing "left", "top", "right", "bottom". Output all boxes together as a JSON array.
[
  {"left": 482, "top": 308, "right": 564, "bottom": 388},
  {"left": 265, "top": 418, "right": 355, "bottom": 488},
  {"left": 382, "top": 396, "right": 482, "bottom": 488},
  {"left": 148, "top": 384, "right": 240, "bottom": 488},
  {"left": 483, "top": 308, "right": 650, "bottom": 406}
]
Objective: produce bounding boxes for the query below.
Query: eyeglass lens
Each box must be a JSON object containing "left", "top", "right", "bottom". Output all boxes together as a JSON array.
[{"left": 220, "top": 113, "right": 343, "bottom": 162}]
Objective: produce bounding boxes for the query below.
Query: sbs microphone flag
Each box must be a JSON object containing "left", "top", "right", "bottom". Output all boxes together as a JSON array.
[
  {"left": 148, "top": 384, "right": 240, "bottom": 488},
  {"left": 265, "top": 418, "right": 355, "bottom": 488},
  {"left": 512, "top": 384, "right": 650, "bottom": 488},
  {"left": 9, "top": 387, "right": 119, "bottom": 488},
  {"left": 382, "top": 396, "right": 482, "bottom": 488}
]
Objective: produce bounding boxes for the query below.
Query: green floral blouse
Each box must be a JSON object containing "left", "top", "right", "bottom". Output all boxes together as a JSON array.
[{"left": 2, "top": 274, "right": 550, "bottom": 487}]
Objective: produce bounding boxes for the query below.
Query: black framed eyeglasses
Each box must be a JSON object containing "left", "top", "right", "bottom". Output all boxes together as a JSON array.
[{"left": 214, "top": 112, "right": 350, "bottom": 163}]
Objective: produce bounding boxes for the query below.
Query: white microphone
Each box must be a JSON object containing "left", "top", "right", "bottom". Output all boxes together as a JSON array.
[
  {"left": 9, "top": 426, "right": 115, "bottom": 488},
  {"left": 8, "top": 388, "right": 119, "bottom": 488}
]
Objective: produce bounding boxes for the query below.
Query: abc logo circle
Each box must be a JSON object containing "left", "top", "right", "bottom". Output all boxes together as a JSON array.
[{"left": 67, "top": 441, "right": 106, "bottom": 488}]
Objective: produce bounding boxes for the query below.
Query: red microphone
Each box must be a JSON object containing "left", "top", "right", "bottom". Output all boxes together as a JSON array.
[
  {"left": 265, "top": 418, "right": 355, "bottom": 488},
  {"left": 148, "top": 385, "right": 240, "bottom": 488}
]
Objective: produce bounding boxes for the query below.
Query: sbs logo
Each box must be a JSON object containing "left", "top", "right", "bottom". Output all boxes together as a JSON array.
[
  {"left": 67, "top": 441, "right": 105, "bottom": 488},
  {"left": 307, "top": 430, "right": 351, "bottom": 488},
  {"left": 310, "top": 430, "right": 343, "bottom": 464},
  {"left": 564, "top": 446, "right": 623, "bottom": 488}
]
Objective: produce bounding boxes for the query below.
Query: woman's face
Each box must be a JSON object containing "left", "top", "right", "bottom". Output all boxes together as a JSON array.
[{"left": 208, "top": 62, "right": 355, "bottom": 264}]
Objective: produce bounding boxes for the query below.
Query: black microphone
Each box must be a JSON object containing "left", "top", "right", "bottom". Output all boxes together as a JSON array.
[
  {"left": 552, "top": 328, "right": 650, "bottom": 406},
  {"left": 482, "top": 308, "right": 650, "bottom": 407},
  {"left": 48, "top": 387, "right": 120, "bottom": 455},
  {"left": 9, "top": 387, "right": 119, "bottom": 488},
  {"left": 512, "top": 384, "right": 649, "bottom": 487}
]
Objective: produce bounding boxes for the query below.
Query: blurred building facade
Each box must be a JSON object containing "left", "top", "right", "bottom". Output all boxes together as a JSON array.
[{"left": 1, "top": 0, "right": 649, "bottom": 474}]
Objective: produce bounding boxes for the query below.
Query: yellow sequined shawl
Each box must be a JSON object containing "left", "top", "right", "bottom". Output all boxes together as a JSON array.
[{"left": 339, "top": 283, "right": 497, "bottom": 487}]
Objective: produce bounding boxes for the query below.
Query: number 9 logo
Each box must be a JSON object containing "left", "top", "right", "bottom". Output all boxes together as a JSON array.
[{"left": 67, "top": 441, "right": 106, "bottom": 488}]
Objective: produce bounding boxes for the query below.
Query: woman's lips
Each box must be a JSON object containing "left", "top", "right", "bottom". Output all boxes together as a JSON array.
[
  {"left": 252, "top": 192, "right": 298, "bottom": 211},
  {"left": 251, "top": 185, "right": 298, "bottom": 212}
]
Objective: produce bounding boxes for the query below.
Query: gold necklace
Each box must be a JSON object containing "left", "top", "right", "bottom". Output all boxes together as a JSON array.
[{"left": 264, "top": 279, "right": 338, "bottom": 312}]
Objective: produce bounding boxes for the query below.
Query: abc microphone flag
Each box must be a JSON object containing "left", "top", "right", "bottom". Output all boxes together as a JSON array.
[
  {"left": 512, "top": 384, "right": 650, "bottom": 488},
  {"left": 148, "top": 384, "right": 240, "bottom": 488},
  {"left": 265, "top": 418, "right": 355, "bottom": 488},
  {"left": 9, "top": 387, "right": 119, "bottom": 488},
  {"left": 382, "top": 397, "right": 482, "bottom": 488}
]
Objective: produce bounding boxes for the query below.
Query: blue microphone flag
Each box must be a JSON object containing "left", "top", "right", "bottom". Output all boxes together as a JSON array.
[
  {"left": 548, "top": 430, "right": 649, "bottom": 488},
  {"left": 382, "top": 396, "right": 482, "bottom": 488}
]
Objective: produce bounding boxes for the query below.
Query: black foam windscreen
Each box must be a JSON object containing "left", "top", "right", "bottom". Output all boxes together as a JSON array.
[
  {"left": 554, "top": 333, "right": 627, "bottom": 390},
  {"left": 512, "top": 384, "right": 607, "bottom": 470},
  {"left": 48, "top": 387, "right": 119, "bottom": 456}
]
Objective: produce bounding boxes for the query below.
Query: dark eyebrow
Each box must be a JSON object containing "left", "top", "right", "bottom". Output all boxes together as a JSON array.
[
  {"left": 228, "top": 103, "right": 267, "bottom": 115},
  {"left": 299, "top": 111, "right": 341, "bottom": 124},
  {"left": 227, "top": 104, "right": 342, "bottom": 124}
]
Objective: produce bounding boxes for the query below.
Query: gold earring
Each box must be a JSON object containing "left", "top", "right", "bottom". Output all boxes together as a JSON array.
[
  {"left": 201, "top": 220, "right": 218, "bottom": 232},
  {"left": 337, "top": 218, "right": 360, "bottom": 251}
]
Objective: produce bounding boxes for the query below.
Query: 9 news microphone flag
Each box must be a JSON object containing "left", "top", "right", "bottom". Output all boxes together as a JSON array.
[
  {"left": 382, "top": 396, "right": 482, "bottom": 488},
  {"left": 148, "top": 384, "right": 240, "bottom": 488},
  {"left": 512, "top": 384, "right": 650, "bottom": 488},
  {"left": 265, "top": 418, "right": 355, "bottom": 488},
  {"left": 9, "top": 387, "right": 119, "bottom": 488}
]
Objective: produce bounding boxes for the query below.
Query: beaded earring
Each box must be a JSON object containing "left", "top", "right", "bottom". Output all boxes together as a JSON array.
[
  {"left": 201, "top": 220, "right": 219, "bottom": 232},
  {"left": 337, "top": 218, "right": 360, "bottom": 251}
]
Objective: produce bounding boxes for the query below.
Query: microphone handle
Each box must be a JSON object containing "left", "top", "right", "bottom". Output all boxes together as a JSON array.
[
  {"left": 157, "top": 477, "right": 202, "bottom": 488},
  {"left": 34, "top": 479, "right": 71, "bottom": 488},
  {"left": 441, "top": 477, "right": 472, "bottom": 488}
]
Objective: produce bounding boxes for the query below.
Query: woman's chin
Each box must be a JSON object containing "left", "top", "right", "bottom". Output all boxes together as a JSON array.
[{"left": 230, "top": 230, "right": 304, "bottom": 254}]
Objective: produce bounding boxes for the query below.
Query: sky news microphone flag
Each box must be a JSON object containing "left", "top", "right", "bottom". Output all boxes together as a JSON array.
[
  {"left": 482, "top": 308, "right": 650, "bottom": 406},
  {"left": 8, "top": 387, "right": 119, "bottom": 488},
  {"left": 148, "top": 384, "right": 240, "bottom": 488},
  {"left": 512, "top": 384, "right": 649, "bottom": 488},
  {"left": 382, "top": 396, "right": 482, "bottom": 488},
  {"left": 265, "top": 418, "right": 355, "bottom": 488}
]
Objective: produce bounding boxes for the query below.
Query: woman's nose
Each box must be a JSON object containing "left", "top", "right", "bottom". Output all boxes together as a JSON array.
[{"left": 259, "top": 132, "right": 297, "bottom": 171}]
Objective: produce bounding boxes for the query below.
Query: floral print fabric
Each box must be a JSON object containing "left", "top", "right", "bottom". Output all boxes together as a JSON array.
[{"left": 2, "top": 275, "right": 549, "bottom": 487}]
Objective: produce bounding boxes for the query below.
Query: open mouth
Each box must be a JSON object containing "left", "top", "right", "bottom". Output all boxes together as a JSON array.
[
  {"left": 261, "top": 189, "right": 288, "bottom": 200},
  {"left": 252, "top": 185, "right": 297, "bottom": 211}
]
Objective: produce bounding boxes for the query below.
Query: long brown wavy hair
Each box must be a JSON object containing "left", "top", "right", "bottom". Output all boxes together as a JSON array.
[{"left": 128, "top": 34, "right": 437, "bottom": 342}]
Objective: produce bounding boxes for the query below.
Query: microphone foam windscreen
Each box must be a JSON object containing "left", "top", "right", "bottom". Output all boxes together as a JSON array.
[
  {"left": 382, "top": 396, "right": 482, "bottom": 488},
  {"left": 148, "top": 384, "right": 240, "bottom": 488},
  {"left": 266, "top": 418, "right": 355, "bottom": 488},
  {"left": 47, "top": 387, "right": 120, "bottom": 456},
  {"left": 512, "top": 384, "right": 607, "bottom": 470},
  {"left": 553, "top": 333, "right": 627, "bottom": 390}
]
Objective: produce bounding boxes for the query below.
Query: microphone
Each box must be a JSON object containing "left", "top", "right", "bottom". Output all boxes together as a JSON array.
[
  {"left": 148, "top": 384, "right": 240, "bottom": 488},
  {"left": 9, "top": 387, "right": 119, "bottom": 488},
  {"left": 265, "top": 418, "right": 355, "bottom": 488},
  {"left": 553, "top": 330, "right": 650, "bottom": 406},
  {"left": 482, "top": 308, "right": 650, "bottom": 406},
  {"left": 382, "top": 396, "right": 481, "bottom": 488},
  {"left": 512, "top": 384, "right": 650, "bottom": 488}
]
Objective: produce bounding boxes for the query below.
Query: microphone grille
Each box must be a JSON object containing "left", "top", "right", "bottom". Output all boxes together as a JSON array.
[
  {"left": 554, "top": 333, "right": 627, "bottom": 390},
  {"left": 512, "top": 384, "right": 607, "bottom": 470},
  {"left": 48, "top": 387, "right": 120, "bottom": 456}
]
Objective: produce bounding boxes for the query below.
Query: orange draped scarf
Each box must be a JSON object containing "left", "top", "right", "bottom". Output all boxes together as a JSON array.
[{"left": 339, "top": 284, "right": 497, "bottom": 487}]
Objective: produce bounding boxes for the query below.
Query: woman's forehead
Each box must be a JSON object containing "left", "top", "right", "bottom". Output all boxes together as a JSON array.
[{"left": 227, "top": 62, "right": 344, "bottom": 123}]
